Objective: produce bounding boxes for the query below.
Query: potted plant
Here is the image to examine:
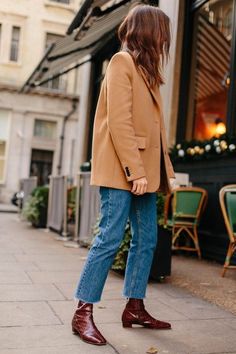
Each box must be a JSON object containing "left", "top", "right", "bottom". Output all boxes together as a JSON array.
[{"left": 22, "top": 186, "right": 49, "bottom": 228}]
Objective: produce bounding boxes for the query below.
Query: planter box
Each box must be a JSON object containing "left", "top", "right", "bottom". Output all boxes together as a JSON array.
[
  {"left": 149, "top": 226, "right": 172, "bottom": 280},
  {"left": 174, "top": 156, "right": 236, "bottom": 264},
  {"left": 32, "top": 207, "right": 47, "bottom": 228}
]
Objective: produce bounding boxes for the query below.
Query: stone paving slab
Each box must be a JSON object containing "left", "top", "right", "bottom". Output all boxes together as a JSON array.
[
  {"left": 0, "top": 345, "right": 117, "bottom": 354},
  {"left": 0, "top": 284, "right": 65, "bottom": 301},
  {"left": 26, "top": 271, "right": 83, "bottom": 284},
  {"left": 0, "top": 271, "right": 32, "bottom": 284},
  {"left": 0, "top": 302, "right": 61, "bottom": 326},
  {"left": 0, "top": 262, "right": 39, "bottom": 271},
  {"left": 0, "top": 325, "right": 116, "bottom": 353},
  {"left": 0, "top": 204, "right": 18, "bottom": 213},
  {"left": 0, "top": 213, "right": 236, "bottom": 354},
  {"left": 157, "top": 296, "right": 234, "bottom": 320}
]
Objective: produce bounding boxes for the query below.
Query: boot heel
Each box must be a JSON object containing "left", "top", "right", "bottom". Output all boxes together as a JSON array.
[
  {"left": 72, "top": 326, "right": 78, "bottom": 334},
  {"left": 122, "top": 321, "right": 132, "bottom": 328}
]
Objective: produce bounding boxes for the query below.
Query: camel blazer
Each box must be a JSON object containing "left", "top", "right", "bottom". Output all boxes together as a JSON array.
[{"left": 90, "top": 51, "right": 175, "bottom": 194}]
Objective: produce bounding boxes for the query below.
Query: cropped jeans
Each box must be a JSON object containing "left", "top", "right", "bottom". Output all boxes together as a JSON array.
[{"left": 74, "top": 186, "right": 157, "bottom": 303}]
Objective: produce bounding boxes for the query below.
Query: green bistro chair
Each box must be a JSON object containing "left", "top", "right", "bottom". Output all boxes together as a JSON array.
[
  {"left": 164, "top": 187, "right": 208, "bottom": 259},
  {"left": 219, "top": 185, "right": 236, "bottom": 277}
]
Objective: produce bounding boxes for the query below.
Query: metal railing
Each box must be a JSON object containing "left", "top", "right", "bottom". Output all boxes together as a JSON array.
[
  {"left": 47, "top": 175, "right": 72, "bottom": 240},
  {"left": 20, "top": 176, "right": 38, "bottom": 208},
  {"left": 64, "top": 172, "right": 100, "bottom": 248}
]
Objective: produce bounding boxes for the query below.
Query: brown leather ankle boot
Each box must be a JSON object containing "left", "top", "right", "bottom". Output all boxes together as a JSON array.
[
  {"left": 71, "top": 301, "right": 107, "bottom": 345},
  {"left": 122, "top": 298, "right": 171, "bottom": 329}
]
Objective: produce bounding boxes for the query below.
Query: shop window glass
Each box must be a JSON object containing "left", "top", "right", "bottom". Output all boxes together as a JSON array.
[
  {"left": 188, "top": 0, "right": 233, "bottom": 140},
  {"left": 34, "top": 119, "right": 57, "bottom": 139}
]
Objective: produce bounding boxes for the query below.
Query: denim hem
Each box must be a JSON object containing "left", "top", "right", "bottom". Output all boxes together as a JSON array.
[
  {"left": 73, "top": 295, "right": 101, "bottom": 304},
  {"left": 122, "top": 292, "right": 145, "bottom": 300}
]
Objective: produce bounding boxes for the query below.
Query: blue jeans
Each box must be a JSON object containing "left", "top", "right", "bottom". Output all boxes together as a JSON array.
[{"left": 74, "top": 187, "right": 157, "bottom": 303}]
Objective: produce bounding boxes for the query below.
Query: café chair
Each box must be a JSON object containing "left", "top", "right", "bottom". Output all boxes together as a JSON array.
[
  {"left": 219, "top": 184, "right": 236, "bottom": 277},
  {"left": 164, "top": 187, "right": 208, "bottom": 259}
]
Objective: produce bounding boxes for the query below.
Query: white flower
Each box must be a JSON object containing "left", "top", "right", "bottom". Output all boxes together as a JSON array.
[
  {"left": 178, "top": 149, "right": 185, "bottom": 157},
  {"left": 229, "top": 144, "right": 236, "bottom": 151},
  {"left": 215, "top": 146, "right": 221, "bottom": 153},
  {"left": 213, "top": 139, "right": 220, "bottom": 146},
  {"left": 176, "top": 144, "right": 181, "bottom": 149},
  {"left": 205, "top": 144, "right": 211, "bottom": 152}
]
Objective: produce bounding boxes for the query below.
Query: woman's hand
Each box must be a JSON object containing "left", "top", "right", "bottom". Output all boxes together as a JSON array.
[{"left": 131, "top": 177, "right": 148, "bottom": 195}]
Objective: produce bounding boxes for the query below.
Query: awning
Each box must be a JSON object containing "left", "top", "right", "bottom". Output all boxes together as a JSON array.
[{"left": 21, "top": 0, "right": 138, "bottom": 93}]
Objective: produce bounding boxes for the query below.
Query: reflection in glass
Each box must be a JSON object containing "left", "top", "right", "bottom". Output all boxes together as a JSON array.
[{"left": 189, "top": 0, "right": 233, "bottom": 140}]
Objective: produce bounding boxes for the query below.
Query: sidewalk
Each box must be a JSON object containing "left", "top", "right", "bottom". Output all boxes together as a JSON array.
[{"left": 0, "top": 212, "right": 235, "bottom": 354}]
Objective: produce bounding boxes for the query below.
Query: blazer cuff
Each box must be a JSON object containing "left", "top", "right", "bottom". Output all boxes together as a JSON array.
[{"left": 123, "top": 165, "right": 146, "bottom": 182}]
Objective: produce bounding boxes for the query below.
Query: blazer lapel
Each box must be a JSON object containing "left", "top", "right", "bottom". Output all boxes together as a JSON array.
[
  {"left": 121, "top": 49, "right": 162, "bottom": 113},
  {"left": 139, "top": 70, "right": 162, "bottom": 113}
]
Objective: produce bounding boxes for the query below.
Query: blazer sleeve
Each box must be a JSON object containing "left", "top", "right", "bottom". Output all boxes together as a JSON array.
[{"left": 106, "top": 52, "right": 146, "bottom": 182}]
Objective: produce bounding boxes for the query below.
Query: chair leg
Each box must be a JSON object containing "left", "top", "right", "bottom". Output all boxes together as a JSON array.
[
  {"left": 222, "top": 243, "right": 234, "bottom": 277},
  {"left": 172, "top": 226, "right": 181, "bottom": 247},
  {"left": 193, "top": 226, "right": 201, "bottom": 259}
]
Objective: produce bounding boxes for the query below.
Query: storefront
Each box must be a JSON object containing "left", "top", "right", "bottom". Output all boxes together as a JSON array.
[
  {"left": 178, "top": 0, "right": 236, "bottom": 141},
  {"left": 174, "top": 0, "right": 236, "bottom": 263}
]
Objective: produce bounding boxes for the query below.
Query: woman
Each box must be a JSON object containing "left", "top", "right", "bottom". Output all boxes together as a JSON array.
[{"left": 72, "top": 4, "right": 175, "bottom": 346}]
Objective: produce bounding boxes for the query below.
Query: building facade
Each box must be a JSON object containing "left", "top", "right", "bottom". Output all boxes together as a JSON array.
[{"left": 0, "top": 0, "right": 82, "bottom": 202}]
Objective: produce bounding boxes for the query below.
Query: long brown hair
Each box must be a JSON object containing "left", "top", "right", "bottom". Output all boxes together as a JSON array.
[{"left": 118, "top": 4, "right": 171, "bottom": 88}]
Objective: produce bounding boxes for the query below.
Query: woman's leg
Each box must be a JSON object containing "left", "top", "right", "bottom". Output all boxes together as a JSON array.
[
  {"left": 74, "top": 186, "right": 132, "bottom": 303},
  {"left": 123, "top": 192, "right": 157, "bottom": 299}
]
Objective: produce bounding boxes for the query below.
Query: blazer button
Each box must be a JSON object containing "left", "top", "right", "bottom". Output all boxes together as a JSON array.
[{"left": 125, "top": 166, "right": 131, "bottom": 177}]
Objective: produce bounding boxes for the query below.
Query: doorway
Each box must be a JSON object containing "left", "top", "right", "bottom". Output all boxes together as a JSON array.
[{"left": 30, "top": 149, "right": 53, "bottom": 185}]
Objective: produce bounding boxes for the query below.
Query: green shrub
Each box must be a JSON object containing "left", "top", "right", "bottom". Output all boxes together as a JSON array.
[{"left": 22, "top": 186, "right": 49, "bottom": 228}]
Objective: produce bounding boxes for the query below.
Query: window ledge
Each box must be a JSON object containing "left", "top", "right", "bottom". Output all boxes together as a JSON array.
[
  {"left": 44, "top": 0, "right": 76, "bottom": 13},
  {"left": 0, "top": 61, "right": 22, "bottom": 68}
]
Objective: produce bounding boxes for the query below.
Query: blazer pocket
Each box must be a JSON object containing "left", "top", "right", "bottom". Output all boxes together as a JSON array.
[{"left": 135, "top": 136, "right": 146, "bottom": 150}]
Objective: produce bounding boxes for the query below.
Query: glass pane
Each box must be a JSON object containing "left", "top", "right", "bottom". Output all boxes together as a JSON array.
[
  {"left": 0, "top": 110, "right": 10, "bottom": 140},
  {"left": 189, "top": 0, "right": 233, "bottom": 140},
  {"left": 0, "top": 142, "right": 6, "bottom": 157},
  {"left": 0, "top": 159, "right": 5, "bottom": 181},
  {"left": 34, "top": 119, "right": 57, "bottom": 139},
  {"left": 10, "top": 26, "right": 20, "bottom": 62}
]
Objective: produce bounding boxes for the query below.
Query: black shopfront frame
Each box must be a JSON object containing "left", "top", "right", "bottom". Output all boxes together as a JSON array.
[
  {"left": 177, "top": 0, "right": 236, "bottom": 142},
  {"left": 175, "top": 0, "right": 236, "bottom": 264}
]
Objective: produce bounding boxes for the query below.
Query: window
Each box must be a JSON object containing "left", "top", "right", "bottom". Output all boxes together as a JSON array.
[
  {"left": 45, "top": 32, "right": 64, "bottom": 52},
  {"left": 43, "top": 33, "right": 66, "bottom": 91},
  {"left": 49, "top": 0, "right": 70, "bottom": 4},
  {"left": 34, "top": 119, "right": 57, "bottom": 139},
  {"left": 10, "top": 26, "right": 21, "bottom": 62},
  {"left": 186, "top": 0, "right": 234, "bottom": 140},
  {"left": 0, "top": 110, "right": 10, "bottom": 183}
]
